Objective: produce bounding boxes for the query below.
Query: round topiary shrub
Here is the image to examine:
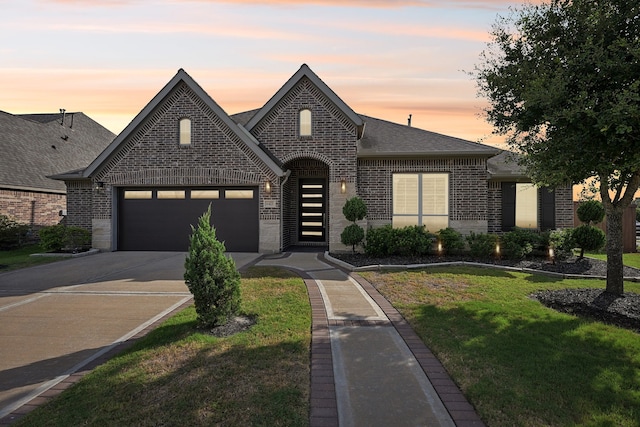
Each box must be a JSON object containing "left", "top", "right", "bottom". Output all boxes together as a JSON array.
[
  {"left": 341, "top": 224, "right": 365, "bottom": 253},
  {"left": 577, "top": 200, "right": 605, "bottom": 225},
  {"left": 341, "top": 197, "right": 367, "bottom": 253},
  {"left": 573, "top": 224, "right": 606, "bottom": 258},
  {"left": 342, "top": 197, "right": 367, "bottom": 222}
]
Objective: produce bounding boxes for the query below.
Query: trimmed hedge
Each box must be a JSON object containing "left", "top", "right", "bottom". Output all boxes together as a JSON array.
[{"left": 39, "top": 225, "right": 91, "bottom": 252}]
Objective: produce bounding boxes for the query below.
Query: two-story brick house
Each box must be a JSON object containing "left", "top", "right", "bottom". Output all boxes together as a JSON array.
[{"left": 53, "top": 64, "right": 573, "bottom": 253}]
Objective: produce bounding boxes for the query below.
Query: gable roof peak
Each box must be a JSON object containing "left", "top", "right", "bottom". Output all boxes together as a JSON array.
[
  {"left": 82, "top": 68, "right": 285, "bottom": 179},
  {"left": 246, "top": 63, "right": 364, "bottom": 138}
]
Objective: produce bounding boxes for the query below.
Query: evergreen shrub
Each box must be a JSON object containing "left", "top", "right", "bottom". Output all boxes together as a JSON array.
[
  {"left": 466, "top": 232, "right": 499, "bottom": 258},
  {"left": 184, "top": 206, "right": 241, "bottom": 328}
]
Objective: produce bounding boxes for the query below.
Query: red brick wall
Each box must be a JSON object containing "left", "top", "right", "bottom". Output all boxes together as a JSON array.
[{"left": 0, "top": 188, "right": 65, "bottom": 226}]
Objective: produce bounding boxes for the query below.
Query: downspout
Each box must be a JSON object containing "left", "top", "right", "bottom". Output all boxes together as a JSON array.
[{"left": 279, "top": 170, "right": 292, "bottom": 253}]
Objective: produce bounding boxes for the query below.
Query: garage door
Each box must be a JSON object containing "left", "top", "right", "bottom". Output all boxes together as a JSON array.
[{"left": 118, "top": 187, "right": 259, "bottom": 252}]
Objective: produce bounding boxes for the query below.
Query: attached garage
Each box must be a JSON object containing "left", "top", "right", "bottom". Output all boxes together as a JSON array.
[{"left": 117, "top": 187, "right": 259, "bottom": 252}]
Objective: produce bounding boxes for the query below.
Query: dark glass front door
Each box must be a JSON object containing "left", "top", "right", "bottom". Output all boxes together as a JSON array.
[{"left": 298, "top": 179, "right": 326, "bottom": 242}]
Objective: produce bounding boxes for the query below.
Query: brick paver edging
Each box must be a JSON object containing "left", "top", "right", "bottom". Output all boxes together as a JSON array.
[
  {"left": 0, "top": 298, "right": 194, "bottom": 426},
  {"left": 349, "top": 272, "right": 486, "bottom": 427},
  {"left": 265, "top": 264, "right": 339, "bottom": 427}
]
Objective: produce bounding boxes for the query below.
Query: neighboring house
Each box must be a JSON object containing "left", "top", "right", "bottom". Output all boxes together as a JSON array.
[
  {"left": 52, "top": 65, "right": 573, "bottom": 253},
  {"left": 0, "top": 110, "right": 115, "bottom": 227}
]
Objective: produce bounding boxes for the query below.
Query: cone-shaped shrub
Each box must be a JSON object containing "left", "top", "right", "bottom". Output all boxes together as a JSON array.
[{"left": 184, "top": 205, "right": 241, "bottom": 328}]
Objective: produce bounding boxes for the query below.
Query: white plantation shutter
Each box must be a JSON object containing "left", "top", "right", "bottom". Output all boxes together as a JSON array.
[
  {"left": 422, "top": 174, "right": 448, "bottom": 215},
  {"left": 392, "top": 173, "right": 448, "bottom": 230},
  {"left": 393, "top": 174, "right": 419, "bottom": 214}
]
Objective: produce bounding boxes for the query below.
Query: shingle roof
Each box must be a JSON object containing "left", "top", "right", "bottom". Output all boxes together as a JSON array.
[
  {"left": 0, "top": 111, "right": 115, "bottom": 193},
  {"left": 230, "top": 109, "right": 259, "bottom": 127},
  {"left": 357, "top": 115, "right": 500, "bottom": 158},
  {"left": 487, "top": 150, "right": 528, "bottom": 179}
]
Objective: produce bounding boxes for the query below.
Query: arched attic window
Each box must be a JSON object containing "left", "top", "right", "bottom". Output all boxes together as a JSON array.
[
  {"left": 179, "top": 118, "right": 191, "bottom": 145},
  {"left": 299, "top": 109, "right": 312, "bottom": 137}
]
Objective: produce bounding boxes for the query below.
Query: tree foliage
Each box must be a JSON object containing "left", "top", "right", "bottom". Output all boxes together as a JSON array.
[
  {"left": 184, "top": 205, "right": 241, "bottom": 328},
  {"left": 475, "top": 0, "right": 640, "bottom": 294}
]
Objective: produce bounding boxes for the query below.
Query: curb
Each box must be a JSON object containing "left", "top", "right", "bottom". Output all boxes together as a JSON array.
[
  {"left": 323, "top": 252, "right": 640, "bottom": 282},
  {"left": 29, "top": 248, "right": 100, "bottom": 258}
]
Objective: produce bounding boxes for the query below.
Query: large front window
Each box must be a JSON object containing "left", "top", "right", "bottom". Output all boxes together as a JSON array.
[{"left": 392, "top": 173, "right": 449, "bottom": 231}]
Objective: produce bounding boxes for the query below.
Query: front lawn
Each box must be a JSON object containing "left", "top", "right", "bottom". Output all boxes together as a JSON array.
[
  {"left": 15, "top": 266, "right": 311, "bottom": 427},
  {"left": 0, "top": 244, "right": 63, "bottom": 272},
  {"left": 586, "top": 252, "right": 640, "bottom": 270},
  {"left": 362, "top": 267, "right": 640, "bottom": 427}
]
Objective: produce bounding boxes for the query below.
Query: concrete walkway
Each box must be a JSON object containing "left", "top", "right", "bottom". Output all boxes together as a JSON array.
[
  {"left": 258, "top": 252, "right": 484, "bottom": 427},
  {"left": 1, "top": 251, "right": 483, "bottom": 426}
]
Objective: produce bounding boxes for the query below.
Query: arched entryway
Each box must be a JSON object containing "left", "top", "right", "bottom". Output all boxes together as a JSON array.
[{"left": 282, "top": 158, "right": 330, "bottom": 249}]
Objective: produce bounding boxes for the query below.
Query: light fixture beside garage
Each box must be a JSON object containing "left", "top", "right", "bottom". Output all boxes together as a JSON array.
[
  {"left": 265, "top": 180, "right": 272, "bottom": 194},
  {"left": 340, "top": 179, "right": 346, "bottom": 194}
]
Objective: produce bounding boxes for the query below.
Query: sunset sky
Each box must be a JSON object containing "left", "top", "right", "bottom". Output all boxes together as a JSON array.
[{"left": 1, "top": 0, "right": 524, "bottom": 147}]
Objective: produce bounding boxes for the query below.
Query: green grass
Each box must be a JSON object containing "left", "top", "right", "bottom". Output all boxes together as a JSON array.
[
  {"left": 585, "top": 252, "right": 640, "bottom": 270},
  {"left": 362, "top": 268, "right": 640, "bottom": 427},
  {"left": 0, "top": 244, "right": 64, "bottom": 272},
  {"left": 15, "top": 266, "right": 311, "bottom": 427}
]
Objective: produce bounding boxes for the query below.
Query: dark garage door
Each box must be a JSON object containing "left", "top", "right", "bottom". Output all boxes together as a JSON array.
[{"left": 118, "top": 187, "right": 259, "bottom": 252}]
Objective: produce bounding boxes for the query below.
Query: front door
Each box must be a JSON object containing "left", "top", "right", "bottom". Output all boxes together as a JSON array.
[{"left": 298, "top": 178, "right": 326, "bottom": 242}]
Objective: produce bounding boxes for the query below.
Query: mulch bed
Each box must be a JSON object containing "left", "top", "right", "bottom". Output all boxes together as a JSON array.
[{"left": 332, "top": 253, "right": 640, "bottom": 333}]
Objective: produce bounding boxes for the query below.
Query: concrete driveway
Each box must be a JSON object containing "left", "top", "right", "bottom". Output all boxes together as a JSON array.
[{"left": 0, "top": 251, "right": 260, "bottom": 421}]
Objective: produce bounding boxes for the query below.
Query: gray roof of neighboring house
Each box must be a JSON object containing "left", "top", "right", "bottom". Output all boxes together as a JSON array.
[
  {"left": 357, "top": 115, "right": 500, "bottom": 158},
  {"left": 0, "top": 110, "right": 115, "bottom": 193},
  {"left": 487, "top": 150, "right": 529, "bottom": 179}
]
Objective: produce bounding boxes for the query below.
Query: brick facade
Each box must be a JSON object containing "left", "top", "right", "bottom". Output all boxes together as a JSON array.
[
  {"left": 358, "top": 157, "right": 490, "bottom": 234},
  {"left": 487, "top": 181, "right": 574, "bottom": 233},
  {"left": 0, "top": 188, "right": 65, "bottom": 226},
  {"left": 57, "top": 66, "right": 575, "bottom": 253},
  {"left": 83, "top": 82, "right": 281, "bottom": 251},
  {"left": 250, "top": 77, "right": 359, "bottom": 251}
]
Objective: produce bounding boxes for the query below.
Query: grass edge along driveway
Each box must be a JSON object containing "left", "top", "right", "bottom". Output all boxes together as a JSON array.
[
  {"left": 362, "top": 267, "right": 640, "bottom": 427},
  {"left": 14, "top": 266, "right": 311, "bottom": 427}
]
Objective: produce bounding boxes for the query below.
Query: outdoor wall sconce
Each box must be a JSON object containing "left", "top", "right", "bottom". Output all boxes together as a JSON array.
[
  {"left": 340, "top": 179, "right": 346, "bottom": 194},
  {"left": 94, "top": 181, "right": 104, "bottom": 192},
  {"left": 265, "top": 180, "right": 272, "bottom": 194}
]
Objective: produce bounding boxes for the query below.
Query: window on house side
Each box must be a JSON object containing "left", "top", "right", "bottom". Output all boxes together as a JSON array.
[
  {"left": 515, "top": 183, "right": 538, "bottom": 229},
  {"left": 392, "top": 173, "right": 449, "bottom": 232},
  {"left": 299, "top": 109, "right": 312, "bottom": 136},
  {"left": 179, "top": 118, "right": 191, "bottom": 145}
]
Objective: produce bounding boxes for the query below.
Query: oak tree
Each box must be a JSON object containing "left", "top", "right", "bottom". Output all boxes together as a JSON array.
[{"left": 475, "top": 0, "right": 640, "bottom": 294}]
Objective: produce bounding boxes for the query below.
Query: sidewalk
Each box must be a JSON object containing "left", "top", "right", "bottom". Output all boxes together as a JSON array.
[{"left": 257, "top": 252, "right": 485, "bottom": 427}]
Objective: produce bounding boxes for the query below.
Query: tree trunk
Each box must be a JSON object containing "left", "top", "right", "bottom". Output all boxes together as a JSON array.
[{"left": 605, "top": 206, "right": 625, "bottom": 295}]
